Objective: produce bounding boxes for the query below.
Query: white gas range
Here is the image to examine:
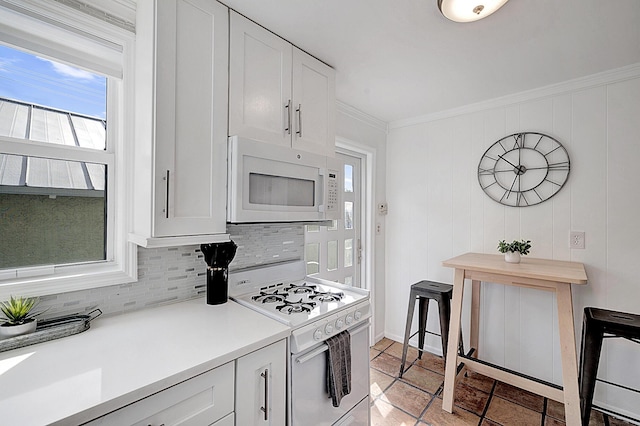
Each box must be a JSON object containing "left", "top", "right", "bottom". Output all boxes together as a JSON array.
[{"left": 229, "top": 260, "right": 371, "bottom": 426}]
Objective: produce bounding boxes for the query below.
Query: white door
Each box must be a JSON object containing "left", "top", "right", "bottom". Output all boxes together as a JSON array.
[
  {"left": 228, "top": 11, "right": 292, "bottom": 147},
  {"left": 235, "top": 340, "right": 287, "bottom": 426},
  {"left": 291, "top": 47, "right": 335, "bottom": 156},
  {"left": 153, "top": 0, "right": 228, "bottom": 237},
  {"left": 305, "top": 152, "right": 362, "bottom": 287}
]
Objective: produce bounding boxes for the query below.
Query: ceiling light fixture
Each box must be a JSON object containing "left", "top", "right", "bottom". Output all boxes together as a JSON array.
[{"left": 438, "top": 0, "right": 510, "bottom": 22}]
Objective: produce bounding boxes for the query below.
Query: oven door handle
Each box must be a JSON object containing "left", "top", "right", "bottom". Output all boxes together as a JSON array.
[
  {"left": 296, "top": 344, "right": 328, "bottom": 365},
  {"left": 295, "top": 322, "right": 370, "bottom": 365}
]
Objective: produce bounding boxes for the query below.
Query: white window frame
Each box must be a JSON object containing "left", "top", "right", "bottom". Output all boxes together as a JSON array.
[{"left": 0, "top": 0, "right": 136, "bottom": 299}]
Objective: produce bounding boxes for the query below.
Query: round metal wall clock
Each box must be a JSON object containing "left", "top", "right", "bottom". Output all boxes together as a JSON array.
[{"left": 477, "top": 132, "right": 570, "bottom": 207}]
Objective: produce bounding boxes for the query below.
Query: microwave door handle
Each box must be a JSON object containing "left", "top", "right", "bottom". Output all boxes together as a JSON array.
[{"left": 318, "top": 168, "right": 326, "bottom": 213}]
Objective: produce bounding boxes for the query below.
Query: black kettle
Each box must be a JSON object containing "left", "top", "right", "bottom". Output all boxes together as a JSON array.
[{"left": 200, "top": 241, "right": 238, "bottom": 305}]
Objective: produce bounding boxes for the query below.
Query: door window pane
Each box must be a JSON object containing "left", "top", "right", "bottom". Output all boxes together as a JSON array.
[
  {"left": 305, "top": 243, "right": 319, "bottom": 275},
  {"left": 306, "top": 224, "right": 319, "bottom": 233},
  {"left": 344, "top": 238, "right": 353, "bottom": 268},
  {"left": 328, "top": 220, "right": 337, "bottom": 231},
  {"left": 344, "top": 164, "right": 353, "bottom": 192},
  {"left": 344, "top": 276, "right": 353, "bottom": 286},
  {"left": 344, "top": 201, "right": 353, "bottom": 230},
  {"left": 327, "top": 240, "right": 338, "bottom": 271}
]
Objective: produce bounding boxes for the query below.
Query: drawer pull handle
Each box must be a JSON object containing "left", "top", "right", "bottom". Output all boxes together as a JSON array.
[{"left": 260, "top": 368, "right": 269, "bottom": 421}]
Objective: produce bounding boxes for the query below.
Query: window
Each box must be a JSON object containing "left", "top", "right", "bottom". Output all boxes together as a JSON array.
[{"left": 0, "top": 1, "right": 135, "bottom": 297}]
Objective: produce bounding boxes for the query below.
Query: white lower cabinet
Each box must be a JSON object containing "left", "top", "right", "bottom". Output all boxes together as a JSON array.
[
  {"left": 85, "top": 362, "right": 234, "bottom": 425},
  {"left": 235, "top": 340, "right": 287, "bottom": 426},
  {"left": 83, "top": 339, "right": 288, "bottom": 426}
]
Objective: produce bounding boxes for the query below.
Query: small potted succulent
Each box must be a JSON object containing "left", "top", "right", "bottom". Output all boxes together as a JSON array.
[
  {"left": 0, "top": 296, "right": 42, "bottom": 339},
  {"left": 497, "top": 239, "right": 531, "bottom": 264}
]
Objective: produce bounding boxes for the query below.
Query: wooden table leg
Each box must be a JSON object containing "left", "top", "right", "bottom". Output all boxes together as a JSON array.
[
  {"left": 556, "top": 283, "right": 581, "bottom": 426},
  {"left": 471, "top": 279, "right": 481, "bottom": 358},
  {"left": 442, "top": 268, "right": 465, "bottom": 412}
]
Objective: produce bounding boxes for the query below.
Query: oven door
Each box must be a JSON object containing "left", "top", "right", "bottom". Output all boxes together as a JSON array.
[{"left": 290, "top": 322, "right": 370, "bottom": 426}]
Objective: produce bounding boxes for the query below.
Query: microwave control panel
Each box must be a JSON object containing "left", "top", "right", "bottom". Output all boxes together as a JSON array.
[{"left": 326, "top": 170, "right": 338, "bottom": 213}]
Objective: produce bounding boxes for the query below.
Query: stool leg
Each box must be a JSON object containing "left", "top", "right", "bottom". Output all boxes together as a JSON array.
[
  {"left": 418, "top": 296, "right": 430, "bottom": 359},
  {"left": 579, "top": 314, "right": 604, "bottom": 426},
  {"left": 399, "top": 292, "right": 417, "bottom": 378},
  {"left": 438, "top": 296, "right": 451, "bottom": 360}
]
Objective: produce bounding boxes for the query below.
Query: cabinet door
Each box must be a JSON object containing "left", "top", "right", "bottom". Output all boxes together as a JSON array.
[
  {"left": 86, "top": 362, "right": 234, "bottom": 425},
  {"left": 154, "top": 0, "right": 228, "bottom": 237},
  {"left": 235, "top": 340, "right": 287, "bottom": 426},
  {"left": 292, "top": 47, "right": 336, "bottom": 156},
  {"left": 229, "top": 11, "right": 292, "bottom": 147}
]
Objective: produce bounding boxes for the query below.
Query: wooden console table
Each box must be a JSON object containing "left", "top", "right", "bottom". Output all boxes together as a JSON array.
[{"left": 441, "top": 253, "right": 588, "bottom": 426}]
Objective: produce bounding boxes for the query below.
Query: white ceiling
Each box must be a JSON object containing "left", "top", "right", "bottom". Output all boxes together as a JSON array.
[{"left": 220, "top": 0, "right": 640, "bottom": 123}]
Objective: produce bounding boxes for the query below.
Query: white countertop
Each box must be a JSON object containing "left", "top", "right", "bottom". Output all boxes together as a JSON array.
[{"left": 0, "top": 298, "right": 290, "bottom": 425}]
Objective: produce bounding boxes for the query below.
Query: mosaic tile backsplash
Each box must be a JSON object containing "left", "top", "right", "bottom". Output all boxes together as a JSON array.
[{"left": 37, "top": 223, "right": 304, "bottom": 320}]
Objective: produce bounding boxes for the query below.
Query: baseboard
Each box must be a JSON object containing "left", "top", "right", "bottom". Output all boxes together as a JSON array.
[{"left": 377, "top": 331, "right": 443, "bottom": 357}]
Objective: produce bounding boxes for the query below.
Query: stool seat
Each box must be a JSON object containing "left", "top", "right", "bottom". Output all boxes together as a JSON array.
[
  {"left": 579, "top": 307, "right": 640, "bottom": 425},
  {"left": 399, "top": 280, "right": 462, "bottom": 378}
]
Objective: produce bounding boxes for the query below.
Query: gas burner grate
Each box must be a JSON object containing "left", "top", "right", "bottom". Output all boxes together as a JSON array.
[
  {"left": 284, "top": 283, "right": 317, "bottom": 294},
  {"left": 309, "top": 291, "right": 345, "bottom": 303},
  {"left": 252, "top": 290, "right": 289, "bottom": 304},
  {"left": 275, "top": 298, "right": 316, "bottom": 314}
]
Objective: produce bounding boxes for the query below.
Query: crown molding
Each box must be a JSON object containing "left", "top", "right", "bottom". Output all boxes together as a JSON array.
[
  {"left": 389, "top": 62, "right": 640, "bottom": 130},
  {"left": 336, "top": 100, "right": 388, "bottom": 134}
]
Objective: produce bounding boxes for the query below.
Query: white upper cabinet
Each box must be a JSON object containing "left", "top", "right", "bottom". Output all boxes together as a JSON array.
[
  {"left": 229, "top": 12, "right": 336, "bottom": 156},
  {"left": 229, "top": 13, "right": 292, "bottom": 148},
  {"left": 132, "top": 0, "right": 230, "bottom": 247}
]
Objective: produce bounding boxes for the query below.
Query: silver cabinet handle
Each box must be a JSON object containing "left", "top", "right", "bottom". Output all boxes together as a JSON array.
[
  {"left": 260, "top": 368, "right": 269, "bottom": 421},
  {"left": 296, "top": 104, "right": 302, "bottom": 137},
  {"left": 284, "top": 100, "right": 292, "bottom": 135},
  {"left": 163, "top": 170, "right": 170, "bottom": 219}
]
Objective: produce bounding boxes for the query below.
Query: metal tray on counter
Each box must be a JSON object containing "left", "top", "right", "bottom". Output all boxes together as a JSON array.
[{"left": 0, "top": 308, "right": 102, "bottom": 353}]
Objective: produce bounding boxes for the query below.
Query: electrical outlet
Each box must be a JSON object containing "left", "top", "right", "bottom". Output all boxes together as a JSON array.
[{"left": 570, "top": 231, "right": 585, "bottom": 249}]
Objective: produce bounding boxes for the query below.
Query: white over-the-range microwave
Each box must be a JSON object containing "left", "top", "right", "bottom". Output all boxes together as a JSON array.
[{"left": 227, "top": 136, "right": 341, "bottom": 223}]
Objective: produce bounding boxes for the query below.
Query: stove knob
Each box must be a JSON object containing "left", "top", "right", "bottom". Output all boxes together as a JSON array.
[
  {"left": 354, "top": 310, "right": 362, "bottom": 321},
  {"left": 345, "top": 314, "right": 354, "bottom": 325},
  {"left": 313, "top": 329, "right": 323, "bottom": 340},
  {"left": 325, "top": 323, "right": 334, "bottom": 334},
  {"left": 335, "top": 319, "right": 344, "bottom": 329}
]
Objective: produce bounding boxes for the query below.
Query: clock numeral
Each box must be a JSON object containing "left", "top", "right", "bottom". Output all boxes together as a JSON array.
[
  {"left": 532, "top": 188, "right": 543, "bottom": 201},
  {"left": 544, "top": 177, "right": 562, "bottom": 187},
  {"left": 533, "top": 134, "right": 545, "bottom": 150},
  {"left": 548, "top": 161, "right": 570, "bottom": 171},
  {"left": 478, "top": 167, "right": 494, "bottom": 175},
  {"left": 513, "top": 133, "right": 525, "bottom": 149},
  {"left": 481, "top": 181, "right": 498, "bottom": 190},
  {"left": 516, "top": 192, "right": 529, "bottom": 207},
  {"left": 544, "top": 145, "right": 562, "bottom": 156}
]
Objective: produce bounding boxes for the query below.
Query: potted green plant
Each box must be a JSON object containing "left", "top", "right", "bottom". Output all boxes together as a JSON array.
[
  {"left": 497, "top": 239, "right": 531, "bottom": 264},
  {"left": 0, "top": 296, "right": 42, "bottom": 339}
]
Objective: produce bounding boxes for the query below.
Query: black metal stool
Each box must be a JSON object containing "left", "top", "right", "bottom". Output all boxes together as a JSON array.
[
  {"left": 399, "top": 280, "right": 463, "bottom": 378},
  {"left": 579, "top": 307, "right": 640, "bottom": 425}
]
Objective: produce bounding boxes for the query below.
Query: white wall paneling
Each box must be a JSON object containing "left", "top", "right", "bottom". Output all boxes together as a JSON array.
[{"left": 385, "top": 66, "right": 640, "bottom": 419}]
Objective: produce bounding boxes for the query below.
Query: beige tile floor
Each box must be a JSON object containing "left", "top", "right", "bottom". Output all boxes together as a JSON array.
[{"left": 369, "top": 338, "right": 635, "bottom": 426}]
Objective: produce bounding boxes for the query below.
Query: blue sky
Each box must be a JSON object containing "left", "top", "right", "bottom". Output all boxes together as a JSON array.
[{"left": 0, "top": 44, "right": 106, "bottom": 119}]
